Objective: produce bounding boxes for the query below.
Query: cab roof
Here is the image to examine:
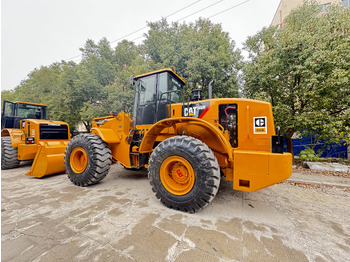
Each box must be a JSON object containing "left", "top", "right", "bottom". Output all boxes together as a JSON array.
[
  {"left": 15, "top": 101, "right": 47, "bottom": 107},
  {"left": 134, "top": 68, "right": 186, "bottom": 85}
]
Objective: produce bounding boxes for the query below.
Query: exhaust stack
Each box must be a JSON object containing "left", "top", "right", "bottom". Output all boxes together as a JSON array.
[{"left": 209, "top": 80, "right": 214, "bottom": 99}]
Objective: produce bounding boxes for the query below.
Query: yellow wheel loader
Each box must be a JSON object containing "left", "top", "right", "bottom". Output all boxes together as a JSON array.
[
  {"left": 1, "top": 101, "right": 71, "bottom": 178},
  {"left": 64, "top": 69, "right": 292, "bottom": 212}
]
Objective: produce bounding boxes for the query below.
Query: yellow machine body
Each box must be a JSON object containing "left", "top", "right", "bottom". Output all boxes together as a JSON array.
[
  {"left": 91, "top": 96, "right": 292, "bottom": 192},
  {"left": 2, "top": 118, "right": 71, "bottom": 178},
  {"left": 64, "top": 68, "right": 292, "bottom": 213}
]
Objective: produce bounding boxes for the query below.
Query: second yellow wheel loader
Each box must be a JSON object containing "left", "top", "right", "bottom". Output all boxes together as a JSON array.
[
  {"left": 64, "top": 69, "right": 292, "bottom": 213},
  {"left": 1, "top": 101, "right": 71, "bottom": 178}
]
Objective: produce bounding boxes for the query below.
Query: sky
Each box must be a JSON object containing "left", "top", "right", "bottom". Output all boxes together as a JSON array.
[{"left": 1, "top": 0, "right": 280, "bottom": 91}]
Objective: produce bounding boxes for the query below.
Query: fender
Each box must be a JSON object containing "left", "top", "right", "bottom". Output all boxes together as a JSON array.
[
  {"left": 139, "top": 117, "right": 233, "bottom": 161},
  {"left": 91, "top": 127, "right": 121, "bottom": 144},
  {"left": 1, "top": 128, "right": 24, "bottom": 147}
]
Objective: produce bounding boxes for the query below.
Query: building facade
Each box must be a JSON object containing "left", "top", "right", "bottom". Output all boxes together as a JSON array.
[{"left": 271, "top": 0, "right": 349, "bottom": 26}]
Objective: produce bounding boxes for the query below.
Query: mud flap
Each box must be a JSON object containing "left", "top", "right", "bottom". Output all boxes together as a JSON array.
[{"left": 26, "top": 142, "right": 69, "bottom": 178}]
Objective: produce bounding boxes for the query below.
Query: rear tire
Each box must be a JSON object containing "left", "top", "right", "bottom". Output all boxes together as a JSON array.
[
  {"left": 1, "top": 137, "right": 20, "bottom": 170},
  {"left": 148, "top": 136, "right": 220, "bottom": 213},
  {"left": 64, "top": 134, "right": 111, "bottom": 186}
]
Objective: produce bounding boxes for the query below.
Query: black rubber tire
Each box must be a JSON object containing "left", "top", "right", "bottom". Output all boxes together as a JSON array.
[
  {"left": 148, "top": 136, "right": 220, "bottom": 213},
  {"left": 1, "top": 137, "right": 20, "bottom": 170},
  {"left": 64, "top": 134, "right": 111, "bottom": 186}
]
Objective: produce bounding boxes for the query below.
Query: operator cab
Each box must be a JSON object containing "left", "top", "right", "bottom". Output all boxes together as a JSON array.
[
  {"left": 1, "top": 101, "right": 47, "bottom": 129},
  {"left": 132, "top": 69, "right": 185, "bottom": 126}
]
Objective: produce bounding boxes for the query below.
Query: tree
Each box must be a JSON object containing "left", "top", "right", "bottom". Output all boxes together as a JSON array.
[
  {"left": 73, "top": 39, "right": 116, "bottom": 130},
  {"left": 78, "top": 39, "right": 150, "bottom": 130},
  {"left": 114, "top": 40, "right": 140, "bottom": 68},
  {"left": 79, "top": 38, "right": 114, "bottom": 61},
  {"left": 2, "top": 18, "right": 244, "bottom": 132},
  {"left": 49, "top": 61, "right": 82, "bottom": 129},
  {"left": 144, "top": 18, "right": 242, "bottom": 98},
  {"left": 12, "top": 63, "right": 64, "bottom": 106},
  {"left": 1, "top": 90, "right": 17, "bottom": 105},
  {"left": 243, "top": 2, "right": 350, "bottom": 155}
]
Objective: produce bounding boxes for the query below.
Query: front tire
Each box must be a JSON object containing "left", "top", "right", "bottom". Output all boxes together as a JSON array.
[
  {"left": 64, "top": 134, "right": 111, "bottom": 186},
  {"left": 1, "top": 137, "right": 20, "bottom": 170},
  {"left": 149, "top": 136, "right": 220, "bottom": 213}
]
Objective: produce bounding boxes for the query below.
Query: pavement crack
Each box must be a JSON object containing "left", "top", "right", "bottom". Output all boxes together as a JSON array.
[{"left": 21, "top": 232, "right": 61, "bottom": 242}]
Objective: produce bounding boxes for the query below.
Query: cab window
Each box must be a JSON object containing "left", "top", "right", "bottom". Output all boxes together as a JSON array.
[
  {"left": 158, "top": 72, "right": 184, "bottom": 103},
  {"left": 2, "top": 101, "right": 15, "bottom": 117},
  {"left": 168, "top": 74, "right": 183, "bottom": 103},
  {"left": 139, "top": 75, "right": 156, "bottom": 105}
]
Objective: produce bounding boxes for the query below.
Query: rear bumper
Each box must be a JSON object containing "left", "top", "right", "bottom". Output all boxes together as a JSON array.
[{"left": 233, "top": 150, "right": 292, "bottom": 192}]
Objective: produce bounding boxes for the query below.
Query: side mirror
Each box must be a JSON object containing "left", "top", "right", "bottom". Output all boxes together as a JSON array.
[{"left": 130, "top": 75, "right": 134, "bottom": 89}]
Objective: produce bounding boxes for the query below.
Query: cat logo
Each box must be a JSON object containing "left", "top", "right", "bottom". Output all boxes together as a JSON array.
[
  {"left": 183, "top": 105, "right": 203, "bottom": 117},
  {"left": 182, "top": 101, "right": 210, "bottom": 118},
  {"left": 253, "top": 117, "right": 267, "bottom": 134}
]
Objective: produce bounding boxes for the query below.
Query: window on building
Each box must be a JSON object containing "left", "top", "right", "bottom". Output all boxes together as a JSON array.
[
  {"left": 320, "top": 3, "right": 331, "bottom": 13},
  {"left": 343, "top": 0, "right": 350, "bottom": 7}
]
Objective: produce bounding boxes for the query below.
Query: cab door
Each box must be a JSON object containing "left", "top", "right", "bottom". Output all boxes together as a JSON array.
[
  {"left": 1, "top": 101, "right": 16, "bottom": 129},
  {"left": 135, "top": 74, "right": 157, "bottom": 125}
]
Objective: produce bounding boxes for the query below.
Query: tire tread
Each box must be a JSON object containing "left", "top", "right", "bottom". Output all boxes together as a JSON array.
[
  {"left": 64, "top": 134, "right": 111, "bottom": 187},
  {"left": 149, "top": 135, "right": 220, "bottom": 213},
  {"left": 1, "top": 137, "right": 20, "bottom": 170}
]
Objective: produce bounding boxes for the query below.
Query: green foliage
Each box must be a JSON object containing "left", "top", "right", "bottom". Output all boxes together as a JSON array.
[
  {"left": 144, "top": 18, "right": 242, "bottom": 98},
  {"left": 2, "top": 18, "right": 242, "bottom": 132},
  {"left": 299, "top": 147, "right": 320, "bottom": 162},
  {"left": 114, "top": 40, "right": 140, "bottom": 68},
  {"left": 1, "top": 90, "right": 17, "bottom": 105},
  {"left": 243, "top": 2, "right": 350, "bottom": 154},
  {"left": 4, "top": 4, "right": 348, "bottom": 152}
]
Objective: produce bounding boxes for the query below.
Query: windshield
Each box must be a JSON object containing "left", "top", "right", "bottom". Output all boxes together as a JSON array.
[{"left": 17, "top": 103, "right": 47, "bottom": 119}]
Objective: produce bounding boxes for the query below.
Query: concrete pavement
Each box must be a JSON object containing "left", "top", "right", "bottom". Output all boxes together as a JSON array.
[
  {"left": 2, "top": 163, "right": 350, "bottom": 261},
  {"left": 287, "top": 171, "right": 350, "bottom": 189}
]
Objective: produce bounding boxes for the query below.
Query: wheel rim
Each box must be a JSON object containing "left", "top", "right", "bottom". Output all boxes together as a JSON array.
[
  {"left": 70, "top": 147, "right": 88, "bottom": 173},
  {"left": 160, "top": 156, "right": 195, "bottom": 196}
]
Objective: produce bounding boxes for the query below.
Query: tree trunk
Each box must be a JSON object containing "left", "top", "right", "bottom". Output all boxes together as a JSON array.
[
  {"left": 285, "top": 128, "right": 295, "bottom": 163},
  {"left": 82, "top": 121, "right": 91, "bottom": 133}
]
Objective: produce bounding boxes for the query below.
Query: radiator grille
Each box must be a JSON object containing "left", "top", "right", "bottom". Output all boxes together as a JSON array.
[{"left": 40, "top": 124, "right": 69, "bottom": 140}]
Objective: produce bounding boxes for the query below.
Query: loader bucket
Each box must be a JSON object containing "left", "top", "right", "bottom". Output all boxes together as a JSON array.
[{"left": 26, "top": 141, "right": 69, "bottom": 178}]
